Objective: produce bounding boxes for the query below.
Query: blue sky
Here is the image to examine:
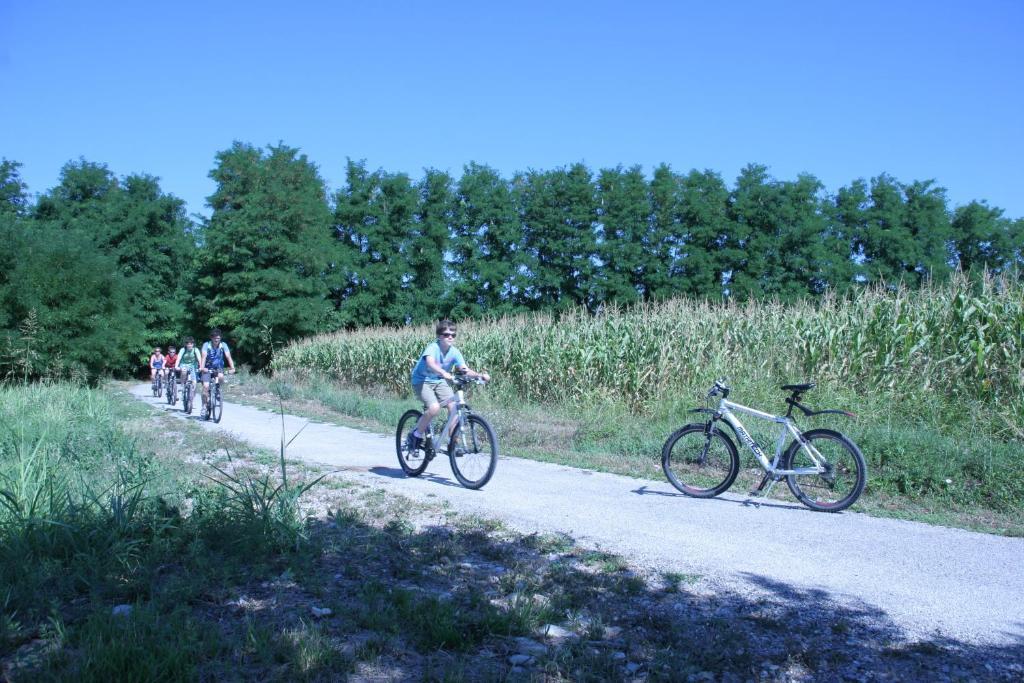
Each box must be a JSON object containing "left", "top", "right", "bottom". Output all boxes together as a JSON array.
[{"left": 2, "top": 0, "right": 1022, "bottom": 219}]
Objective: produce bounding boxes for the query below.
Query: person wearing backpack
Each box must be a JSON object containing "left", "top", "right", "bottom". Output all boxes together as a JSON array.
[{"left": 199, "top": 328, "right": 236, "bottom": 418}]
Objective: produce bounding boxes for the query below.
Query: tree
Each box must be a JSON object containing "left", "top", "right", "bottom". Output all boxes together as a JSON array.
[
  {"left": 408, "top": 169, "right": 452, "bottom": 320},
  {"left": 32, "top": 159, "right": 195, "bottom": 350},
  {"left": 448, "top": 163, "right": 527, "bottom": 317},
  {"left": 332, "top": 160, "right": 419, "bottom": 326},
  {"left": 725, "top": 166, "right": 848, "bottom": 300},
  {"left": 0, "top": 159, "right": 29, "bottom": 217},
  {"left": 0, "top": 219, "right": 142, "bottom": 378},
  {"left": 646, "top": 164, "right": 686, "bottom": 300},
  {"left": 951, "top": 201, "right": 1018, "bottom": 273},
  {"left": 674, "top": 169, "right": 732, "bottom": 298},
  {"left": 853, "top": 174, "right": 952, "bottom": 286},
  {"left": 902, "top": 179, "right": 953, "bottom": 282},
  {"left": 104, "top": 174, "right": 195, "bottom": 343},
  {"left": 198, "top": 142, "right": 334, "bottom": 365},
  {"left": 516, "top": 164, "right": 598, "bottom": 311},
  {"left": 594, "top": 165, "right": 650, "bottom": 305}
]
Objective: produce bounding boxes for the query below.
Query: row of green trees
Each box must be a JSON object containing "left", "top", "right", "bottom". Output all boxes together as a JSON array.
[{"left": 2, "top": 145, "right": 1021, "bottom": 377}]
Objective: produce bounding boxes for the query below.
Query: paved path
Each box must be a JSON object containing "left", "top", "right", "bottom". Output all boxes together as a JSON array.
[{"left": 132, "top": 385, "right": 1024, "bottom": 647}]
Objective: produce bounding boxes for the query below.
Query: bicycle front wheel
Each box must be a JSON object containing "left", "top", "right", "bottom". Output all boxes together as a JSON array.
[
  {"left": 449, "top": 414, "right": 498, "bottom": 490},
  {"left": 783, "top": 429, "right": 866, "bottom": 512},
  {"left": 662, "top": 424, "right": 740, "bottom": 498},
  {"left": 212, "top": 384, "right": 224, "bottom": 423},
  {"left": 396, "top": 409, "right": 430, "bottom": 477},
  {"left": 183, "top": 383, "right": 193, "bottom": 414}
]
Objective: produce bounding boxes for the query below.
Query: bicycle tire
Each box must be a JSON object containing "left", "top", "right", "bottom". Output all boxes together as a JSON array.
[
  {"left": 183, "top": 382, "right": 192, "bottom": 414},
  {"left": 449, "top": 414, "right": 498, "bottom": 490},
  {"left": 396, "top": 409, "right": 430, "bottom": 477},
  {"left": 783, "top": 428, "right": 866, "bottom": 512},
  {"left": 166, "top": 375, "right": 177, "bottom": 405},
  {"left": 212, "top": 383, "right": 223, "bottom": 423},
  {"left": 157, "top": 373, "right": 164, "bottom": 398},
  {"left": 661, "top": 423, "right": 740, "bottom": 498}
]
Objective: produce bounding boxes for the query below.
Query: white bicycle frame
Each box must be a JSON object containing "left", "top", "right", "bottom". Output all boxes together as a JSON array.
[
  {"left": 430, "top": 386, "right": 468, "bottom": 450},
  {"left": 716, "top": 398, "right": 828, "bottom": 477}
]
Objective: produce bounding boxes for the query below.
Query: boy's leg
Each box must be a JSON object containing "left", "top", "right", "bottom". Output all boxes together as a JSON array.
[
  {"left": 201, "top": 370, "right": 211, "bottom": 407},
  {"left": 421, "top": 382, "right": 454, "bottom": 436},
  {"left": 413, "top": 383, "right": 441, "bottom": 435}
]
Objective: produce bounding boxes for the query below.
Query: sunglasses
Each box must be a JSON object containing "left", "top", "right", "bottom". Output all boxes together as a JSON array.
[{"left": 440, "top": 332, "right": 456, "bottom": 338}]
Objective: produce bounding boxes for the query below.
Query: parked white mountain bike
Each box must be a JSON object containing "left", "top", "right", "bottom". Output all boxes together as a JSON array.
[{"left": 662, "top": 379, "right": 867, "bottom": 512}]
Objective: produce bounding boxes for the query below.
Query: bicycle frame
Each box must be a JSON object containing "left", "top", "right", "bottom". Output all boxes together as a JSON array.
[
  {"left": 431, "top": 384, "right": 470, "bottom": 449},
  {"left": 715, "top": 398, "right": 827, "bottom": 477}
]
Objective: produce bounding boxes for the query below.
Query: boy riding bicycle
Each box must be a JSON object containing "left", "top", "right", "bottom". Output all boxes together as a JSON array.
[
  {"left": 174, "top": 337, "right": 201, "bottom": 384},
  {"left": 406, "top": 320, "right": 490, "bottom": 451},
  {"left": 199, "top": 328, "right": 236, "bottom": 417},
  {"left": 164, "top": 345, "right": 179, "bottom": 378}
]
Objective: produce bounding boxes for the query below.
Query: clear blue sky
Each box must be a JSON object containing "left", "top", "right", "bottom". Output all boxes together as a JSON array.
[{"left": 2, "top": 0, "right": 1022, "bottom": 219}]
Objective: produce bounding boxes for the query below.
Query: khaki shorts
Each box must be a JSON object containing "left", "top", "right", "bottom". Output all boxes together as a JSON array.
[{"left": 413, "top": 381, "right": 453, "bottom": 411}]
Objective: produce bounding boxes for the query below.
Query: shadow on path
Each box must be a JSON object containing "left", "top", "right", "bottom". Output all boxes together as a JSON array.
[{"left": 167, "top": 504, "right": 1024, "bottom": 681}]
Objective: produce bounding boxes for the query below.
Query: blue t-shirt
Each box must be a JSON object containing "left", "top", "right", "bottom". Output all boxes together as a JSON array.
[
  {"left": 411, "top": 342, "right": 465, "bottom": 384},
  {"left": 201, "top": 341, "right": 231, "bottom": 369}
]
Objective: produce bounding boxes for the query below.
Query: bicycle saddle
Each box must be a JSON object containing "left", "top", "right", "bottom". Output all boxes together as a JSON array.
[{"left": 781, "top": 382, "right": 815, "bottom": 393}]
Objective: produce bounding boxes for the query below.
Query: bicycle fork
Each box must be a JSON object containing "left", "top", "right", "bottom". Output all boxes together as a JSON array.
[{"left": 705, "top": 414, "right": 785, "bottom": 498}]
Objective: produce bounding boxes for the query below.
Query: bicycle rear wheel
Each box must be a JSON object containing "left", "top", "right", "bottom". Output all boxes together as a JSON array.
[
  {"left": 662, "top": 423, "right": 740, "bottom": 498},
  {"left": 396, "top": 409, "right": 429, "bottom": 476},
  {"left": 449, "top": 414, "right": 498, "bottom": 490},
  {"left": 212, "top": 383, "right": 223, "bottom": 423},
  {"left": 783, "top": 429, "right": 866, "bottom": 512}
]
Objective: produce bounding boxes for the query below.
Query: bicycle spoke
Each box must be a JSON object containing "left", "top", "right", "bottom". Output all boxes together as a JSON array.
[
  {"left": 785, "top": 430, "right": 866, "bottom": 512},
  {"left": 450, "top": 415, "right": 497, "bottom": 489},
  {"left": 662, "top": 426, "right": 739, "bottom": 497}
]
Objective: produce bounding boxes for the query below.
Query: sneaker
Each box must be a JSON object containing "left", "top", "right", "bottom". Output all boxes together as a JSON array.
[{"left": 405, "top": 432, "right": 422, "bottom": 452}]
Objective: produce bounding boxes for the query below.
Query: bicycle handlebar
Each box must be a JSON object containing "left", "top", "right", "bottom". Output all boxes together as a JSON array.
[
  {"left": 706, "top": 378, "right": 731, "bottom": 398},
  {"left": 450, "top": 374, "right": 487, "bottom": 387}
]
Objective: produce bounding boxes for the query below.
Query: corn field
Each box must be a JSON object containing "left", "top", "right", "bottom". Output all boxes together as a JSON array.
[{"left": 274, "top": 273, "right": 1024, "bottom": 435}]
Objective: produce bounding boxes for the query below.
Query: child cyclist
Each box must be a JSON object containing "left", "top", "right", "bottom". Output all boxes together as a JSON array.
[
  {"left": 406, "top": 319, "right": 490, "bottom": 451},
  {"left": 148, "top": 347, "right": 165, "bottom": 382},
  {"left": 174, "top": 337, "right": 201, "bottom": 385},
  {"left": 199, "top": 328, "right": 236, "bottom": 417},
  {"left": 164, "top": 345, "right": 179, "bottom": 380}
]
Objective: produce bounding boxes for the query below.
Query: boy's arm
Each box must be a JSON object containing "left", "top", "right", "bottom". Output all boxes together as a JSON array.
[
  {"left": 453, "top": 351, "right": 489, "bottom": 382},
  {"left": 458, "top": 365, "right": 491, "bottom": 382},
  {"left": 225, "top": 349, "right": 236, "bottom": 372},
  {"left": 424, "top": 356, "right": 453, "bottom": 380},
  {"left": 199, "top": 349, "right": 207, "bottom": 372}
]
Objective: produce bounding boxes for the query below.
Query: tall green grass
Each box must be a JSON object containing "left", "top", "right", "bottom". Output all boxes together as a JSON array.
[
  {"left": 273, "top": 274, "right": 1024, "bottom": 517},
  {"left": 0, "top": 383, "right": 322, "bottom": 672}
]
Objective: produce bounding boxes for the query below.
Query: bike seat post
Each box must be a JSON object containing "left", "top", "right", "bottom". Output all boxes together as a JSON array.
[{"left": 785, "top": 395, "right": 795, "bottom": 419}]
